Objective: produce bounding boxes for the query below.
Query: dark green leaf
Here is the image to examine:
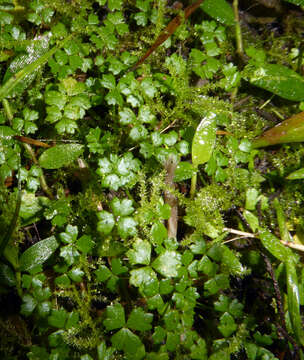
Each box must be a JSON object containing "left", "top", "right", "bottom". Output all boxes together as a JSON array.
[
  {"left": 104, "top": 303, "right": 125, "bottom": 330},
  {"left": 111, "top": 328, "right": 145, "bottom": 360},
  {"left": 127, "top": 308, "right": 153, "bottom": 331},
  {"left": 249, "top": 64, "right": 304, "bottom": 101},
  {"left": 174, "top": 162, "right": 195, "bottom": 182},
  {"left": 286, "top": 259, "right": 304, "bottom": 346},
  {"left": 201, "top": 0, "right": 234, "bottom": 25},
  {"left": 192, "top": 112, "right": 217, "bottom": 167},
  {"left": 152, "top": 250, "right": 182, "bottom": 277},
  {"left": 39, "top": 144, "right": 84, "bottom": 169},
  {"left": 97, "top": 211, "right": 115, "bottom": 235},
  {"left": 218, "top": 312, "right": 237, "bottom": 337},
  {"left": 20, "top": 236, "right": 59, "bottom": 272}
]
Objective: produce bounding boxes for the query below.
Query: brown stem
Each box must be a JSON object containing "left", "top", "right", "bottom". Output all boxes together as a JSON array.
[
  {"left": 130, "top": 0, "right": 204, "bottom": 71},
  {"left": 23, "top": 143, "right": 54, "bottom": 199},
  {"left": 164, "top": 157, "right": 178, "bottom": 239}
]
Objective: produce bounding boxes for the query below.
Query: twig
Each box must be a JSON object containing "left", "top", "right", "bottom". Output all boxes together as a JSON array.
[
  {"left": 130, "top": 0, "right": 204, "bottom": 71},
  {"left": 23, "top": 143, "right": 54, "bottom": 199},
  {"left": 280, "top": 241, "right": 304, "bottom": 252},
  {"left": 164, "top": 157, "right": 178, "bottom": 239},
  {"left": 262, "top": 254, "right": 300, "bottom": 358},
  {"left": 223, "top": 227, "right": 256, "bottom": 238}
]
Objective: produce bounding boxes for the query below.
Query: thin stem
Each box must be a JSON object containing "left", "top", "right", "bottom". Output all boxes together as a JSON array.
[
  {"left": 2, "top": 99, "right": 13, "bottom": 124},
  {"left": 23, "top": 143, "right": 54, "bottom": 199},
  {"left": 190, "top": 171, "right": 197, "bottom": 198},
  {"left": 233, "top": 0, "right": 244, "bottom": 60},
  {"left": 223, "top": 227, "right": 256, "bottom": 238}
]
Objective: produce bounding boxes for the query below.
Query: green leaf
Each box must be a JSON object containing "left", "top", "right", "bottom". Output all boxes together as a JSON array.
[
  {"left": 197, "top": 255, "right": 216, "bottom": 276},
  {"left": 252, "top": 112, "right": 304, "bottom": 148},
  {"left": 95, "top": 265, "right": 112, "bottom": 282},
  {"left": 111, "top": 328, "right": 145, "bottom": 360},
  {"left": 97, "top": 341, "right": 115, "bottom": 360},
  {"left": 0, "top": 263, "right": 16, "bottom": 286},
  {"left": 45, "top": 90, "right": 66, "bottom": 110},
  {"left": 204, "top": 274, "right": 229, "bottom": 295},
  {"left": 20, "top": 294, "right": 37, "bottom": 316},
  {"left": 286, "top": 168, "right": 304, "bottom": 180},
  {"left": 152, "top": 250, "right": 182, "bottom": 278},
  {"left": 97, "top": 211, "right": 115, "bottom": 235},
  {"left": 117, "top": 217, "right": 137, "bottom": 238},
  {"left": 190, "top": 338, "right": 208, "bottom": 360},
  {"left": 150, "top": 222, "right": 167, "bottom": 246},
  {"left": 129, "top": 266, "right": 157, "bottom": 288},
  {"left": 19, "top": 236, "right": 59, "bottom": 272},
  {"left": 48, "top": 309, "right": 68, "bottom": 328},
  {"left": 127, "top": 307, "right": 153, "bottom": 331},
  {"left": 68, "top": 267, "right": 84, "bottom": 282},
  {"left": 111, "top": 258, "right": 128, "bottom": 275},
  {"left": 163, "top": 131, "right": 178, "bottom": 146},
  {"left": 0, "top": 35, "right": 72, "bottom": 101},
  {"left": 218, "top": 312, "right": 237, "bottom": 337},
  {"left": 164, "top": 309, "right": 180, "bottom": 331},
  {"left": 243, "top": 210, "right": 259, "bottom": 232},
  {"left": 104, "top": 303, "right": 125, "bottom": 331},
  {"left": 119, "top": 107, "right": 136, "bottom": 125},
  {"left": 60, "top": 244, "right": 80, "bottom": 266},
  {"left": 221, "top": 246, "right": 247, "bottom": 276},
  {"left": 59, "top": 224, "right": 78, "bottom": 244},
  {"left": 127, "top": 239, "right": 151, "bottom": 265},
  {"left": 245, "top": 188, "right": 259, "bottom": 210},
  {"left": 174, "top": 162, "right": 195, "bottom": 182},
  {"left": 110, "top": 198, "right": 134, "bottom": 216},
  {"left": 201, "top": 0, "right": 235, "bottom": 26},
  {"left": 159, "top": 279, "right": 174, "bottom": 295},
  {"left": 76, "top": 235, "right": 95, "bottom": 254},
  {"left": 190, "top": 238, "right": 206, "bottom": 255},
  {"left": 20, "top": 193, "right": 48, "bottom": 226},
  {"left": 259, "top": 229, "right": 294, "bottom": 263},
  {"left": 249, "top": 64, "right": 304, "bottom": 101},
  {"left": 152, "top": 326, "right": 166, "bottom": 344},
  {"left": 166, "top": 331, "right": 179, "bottom": 351},
  {"left": 39, "top": 144, "right": 84, "bottom": 169},
  {"left": 283, "top": 0, "right": 304, "bottom": 5},
  {"left": 192, "top": 112, "right": 217, "bottom": 167},
  {"left": 286, "top": 258, "right": 304, "bottom": 346}
]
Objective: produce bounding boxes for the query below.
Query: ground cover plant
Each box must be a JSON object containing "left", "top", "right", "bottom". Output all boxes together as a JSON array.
[{"left": 0, "top": 0, "right": 304, "bottom": 359}]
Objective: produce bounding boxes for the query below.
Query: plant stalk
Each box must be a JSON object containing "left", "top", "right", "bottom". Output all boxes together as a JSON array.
[
  {"left": 190, "top": 171, "right": 197, "bottom": 198},
  {"left": 23, "top": 143, "right": 54, "bottom": 199},
  {"left": 233, "top": 0, "right": 244, "bottom": 60}
]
